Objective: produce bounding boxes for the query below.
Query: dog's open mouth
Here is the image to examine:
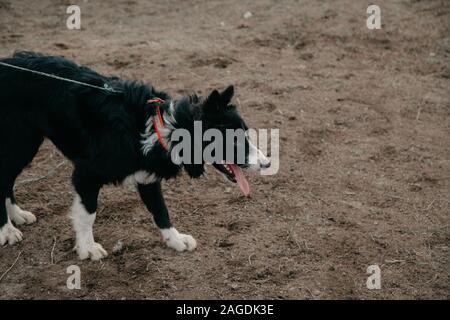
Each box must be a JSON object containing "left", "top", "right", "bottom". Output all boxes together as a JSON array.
[{"left": 213, "top": 163, "right": 250, "bottom": 197}]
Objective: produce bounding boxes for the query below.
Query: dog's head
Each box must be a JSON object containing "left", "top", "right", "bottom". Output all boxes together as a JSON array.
[{"left": 172, "top": 85, "right": 270, "bottom": 196}]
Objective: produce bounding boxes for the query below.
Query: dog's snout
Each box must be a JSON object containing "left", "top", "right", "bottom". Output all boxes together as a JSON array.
[
  {"left": 258, "top": 153, "right": 271, "bottom": 169},
  {"left": 261, "top": 160, "right": 271, "bottom": 169}
]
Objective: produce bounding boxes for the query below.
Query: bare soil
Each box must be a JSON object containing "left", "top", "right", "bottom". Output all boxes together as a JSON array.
[{"left": 0, "top": 0, "right": 449, "bottom": 299}]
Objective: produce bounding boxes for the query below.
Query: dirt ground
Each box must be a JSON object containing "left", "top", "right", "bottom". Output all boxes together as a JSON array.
[{"left": 0, "top": 0, "right": 449, "bottom": 300}]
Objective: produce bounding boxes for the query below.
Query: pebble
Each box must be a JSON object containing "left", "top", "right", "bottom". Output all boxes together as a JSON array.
[
  {"left": 243, "top": 11, "right": 253, "bottom": 19},
  {"left": 112, "top": 240, "right": 124, "bottom": 254}
]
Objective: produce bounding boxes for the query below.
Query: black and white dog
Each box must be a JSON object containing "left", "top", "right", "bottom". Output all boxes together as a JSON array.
[{"left": 0, "top": 52, "right": 270, "bottom": 260}]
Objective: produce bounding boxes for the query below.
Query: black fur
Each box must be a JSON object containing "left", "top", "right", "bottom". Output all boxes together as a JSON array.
[{"left": 0, "top": 52, "right": 249, "bottom": 237}]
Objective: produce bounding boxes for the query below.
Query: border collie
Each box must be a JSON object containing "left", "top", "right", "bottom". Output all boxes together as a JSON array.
[{"left": 0, "top": 52, "right": 270, "bottom": 260}]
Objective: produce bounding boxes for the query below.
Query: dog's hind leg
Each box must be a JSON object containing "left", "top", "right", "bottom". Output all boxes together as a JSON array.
[
  {"left": 70, "top": 166, "right": 107, "bottom": 261},
  {"left": 138, "top": 182, "right": 197, "bottom": 252}
]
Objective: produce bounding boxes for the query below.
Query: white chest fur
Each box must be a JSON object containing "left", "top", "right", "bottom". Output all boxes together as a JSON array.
[{"left": 122, "top": 170, "right": 158, "bottom": 186}]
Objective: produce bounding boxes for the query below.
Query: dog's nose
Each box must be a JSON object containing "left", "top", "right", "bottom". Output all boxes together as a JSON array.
[{"left": 261, "top": 160, "right": 271, "bottom": 169}]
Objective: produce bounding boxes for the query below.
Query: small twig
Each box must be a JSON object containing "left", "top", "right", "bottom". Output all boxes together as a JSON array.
[
  {"left": 236, "top": 98, "right": 243, "bottom": 109},
  {"left": 16, "top": 160, "right": 67, "bottom": 187},
  {"left": 386, "top": 194, "right": 404, "bottom": 200},
  {"left": 425, "top": 273, "right": 439, "bottom": 284},
  {"left": 0, "top": 251, "right": 22, "bottom": 282},
  {"left": 426, "top": 199, "right": 436, "bottom": 211},
  {"left": 303, "top": 286, "right": 314, "bottom": 298},
  {"left": 308, "top": 189, "right": 328, "bottom": 205},
  {"left": 289, "top": 227, "right": 311, "bottom": 251},
  {"left": 385, "top": 259, "right": 406, "bottom": 264},
  {"left": 416, "top": 106, "right": 421, "bottom": 121},
  {"left": 248, "top": 253, "right": 255, "bottom": 266},
  {"left": 98, "top": 260, "right": 106, "bottom": 271},
  {"left": 289, "top": 230, "right": 302, "bottom": 250},
  {"left": 50, "top": 236, "right": 57, "bottom": 264},
  {"left": 188, "top": 70, "right": 202, "bottom": 79}
]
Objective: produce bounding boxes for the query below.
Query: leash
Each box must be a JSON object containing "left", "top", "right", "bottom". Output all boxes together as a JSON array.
[
  {"left": 147, "top": 98, "right": 170, "bottom": 152},
  {"left": 0, "top": 61, "right": 122, "bottom": 93},
  {"left": 0, "top": 60, "right": 170, "bottom": 151}
]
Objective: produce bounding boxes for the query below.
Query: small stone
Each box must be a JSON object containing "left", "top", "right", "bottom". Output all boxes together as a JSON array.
[
  {"left": 229, "top": 283, "right": 239, "bottom": 289},
  {"left": 243, "top": 11, "right": 253, "bottom": 19},
  {"left": 112, "top": 240, "right": 124, "bottom": 254},
  {"left": 237, "top": 24, "right": 249, "bottom": 29}
]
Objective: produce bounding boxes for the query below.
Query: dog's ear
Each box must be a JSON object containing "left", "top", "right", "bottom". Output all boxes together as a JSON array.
[
  {"left": 204, "top": 89, "right": 222, "bottom": 113},
  {"left": 204, "top": 86, "right": 234, "bottom": 114},
  {"left": 220, "top": 85, "right": 234, "bottom": 106}
]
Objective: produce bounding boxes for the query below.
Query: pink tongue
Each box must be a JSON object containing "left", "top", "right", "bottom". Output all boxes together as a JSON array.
[{"left": 228, "top": 164, "right": 250, "bottom": 197}]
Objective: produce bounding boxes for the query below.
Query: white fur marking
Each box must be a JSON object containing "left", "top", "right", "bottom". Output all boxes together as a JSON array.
[
  {"left": 5, "top": 198, "right": 37, "bottom": 225},
  {"left": 141, "top": 105, "right": 176, "bottom": 155},
  {"left": 169, "top": 101, "right": 175, "bottom": 114},
  {"left": 160, "top": 227, "right": 197, "bottom": 252},
  {"left": 70, "top": 195, "right": 107, "bottom": 261},
  {"left": 122, "top": 171, "right": 158, "bottom": 186},
  {"left": 0, "top": 217, "right": 23, "bottom": 246}
]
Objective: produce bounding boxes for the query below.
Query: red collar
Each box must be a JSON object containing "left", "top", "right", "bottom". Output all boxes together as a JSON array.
[{"left": 147, "top": 98, "right": 169, "bottom": 151}]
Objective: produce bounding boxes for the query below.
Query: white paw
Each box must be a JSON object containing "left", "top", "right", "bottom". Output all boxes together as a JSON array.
[
  {"left": 161, "top": 228, "right": 197, "bottom": 252},
  {"left": 0, "top": 223, "right": 23, "bottom": 245},
  {"left": 10, "top": 209, "right": 37, "bottom": 225},
  {"left": 6, "top": 200, "right": 37, "bottom": 225},
  {"left": 75, "top": 242, "right": 108, "bottom": 261}
]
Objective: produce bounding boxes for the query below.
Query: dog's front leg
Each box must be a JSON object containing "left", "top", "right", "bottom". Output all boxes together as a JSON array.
[
  {"left": 70, "top": 170, "right": 107, "bottom": 261},
  {"left": 138, "top": 182, "right": 197, "bottom": 252}
]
